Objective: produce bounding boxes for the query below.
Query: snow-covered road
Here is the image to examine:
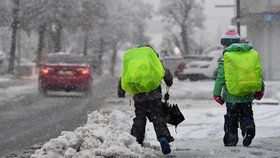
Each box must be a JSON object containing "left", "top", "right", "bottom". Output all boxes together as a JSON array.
[{"left": 0, "top": 77, "right": 117, "bottom": 157}]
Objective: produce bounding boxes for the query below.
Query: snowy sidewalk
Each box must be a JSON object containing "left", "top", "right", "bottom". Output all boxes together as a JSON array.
[
  {"left": 0, "top": 75, "right": 37, "bottom": 103},
  {"left": 0, "top": 75, "right": 37, "bottom": 89}
]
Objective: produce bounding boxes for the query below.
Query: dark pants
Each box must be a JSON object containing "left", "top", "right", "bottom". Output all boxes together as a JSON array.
[
  {"left": 131, "top": 98, "right": 173, "bottom": 144},
  {"left": 224, "top": 102, "right": 255, "bottom": 144}
]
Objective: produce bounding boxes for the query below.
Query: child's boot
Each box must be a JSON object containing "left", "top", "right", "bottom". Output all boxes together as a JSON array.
[
  {"left": 224, "top": 133, "right": 238, "bottom": 146},
  {"left": 243, "top": 126, "right": 255, "bottom": 146},
  {"left": 159, "top": 137, "right": 171, "bottom": 155}
]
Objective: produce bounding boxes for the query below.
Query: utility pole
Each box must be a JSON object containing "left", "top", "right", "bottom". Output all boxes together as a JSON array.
[
  {"left": 17, "top": 28, "right": 21, "bottom": 67},
  {"left": 236, "top": 0, "right": 241, "bottom": 35},
  {"left": 215, "top": 0, "right": 241, "bottom": 35},
  {"left": 8, "top": 0, "right": 20, "bottom": 74}
]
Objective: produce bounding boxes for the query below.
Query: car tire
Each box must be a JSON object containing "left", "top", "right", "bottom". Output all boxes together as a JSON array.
[
  {"left": 39, "top": 86, "right": 48, "bottom": 96},
  {"left": 84, "top": 88, "right": 92, "bottom": 96},
  {"left": 177, "top": 76, "right": 182, "bottom": 81},
  {"left": 189, "top": 76, "right": 198, "bottom": 81},
  {"left": 39, "top": 84, "right": 47, "bottom": 96},
  {"left": 83, "top": 83, "right": 92, "bottom": 97},
  {"left": 177, "top": 76, "right": 185, "bottom": 81}
]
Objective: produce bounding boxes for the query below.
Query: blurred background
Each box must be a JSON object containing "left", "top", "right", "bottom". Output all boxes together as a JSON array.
[{"left": 0, "top": 0, "right": 279, "bottom": 80}]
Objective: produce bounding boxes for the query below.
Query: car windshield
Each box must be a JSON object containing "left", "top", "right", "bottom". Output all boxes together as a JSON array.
[{"left": 46, "top": 55, "right": 87, "bottom": 64}]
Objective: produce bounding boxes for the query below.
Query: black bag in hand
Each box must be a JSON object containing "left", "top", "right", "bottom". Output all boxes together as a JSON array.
[{"left": 162, "top": 93, "right": 185, "bottom": 128}]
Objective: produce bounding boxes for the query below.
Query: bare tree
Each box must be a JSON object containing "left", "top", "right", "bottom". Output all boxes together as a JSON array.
[
  {"left": 0, "top": 0, "right": 54, "bottom": 71},
  {"left": 79, "top": 0, "right": 105, "bottom": 56},
  {"left": 7, "top": 0, "right": 20, "bottom": 73},
  {"left": 36, "top": 23, "right": 46, "bottom": 65},
  {"left": 160, "top": 0, "right": 205, "bottom": 56},
  {"left": 0, "top": 0, "right": 152, "bottom": 76},
  {"left": 104, "top": 0, "right": 152, "bottom": 76}
]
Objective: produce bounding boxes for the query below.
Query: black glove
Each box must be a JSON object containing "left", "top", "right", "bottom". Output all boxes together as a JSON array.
[
  {"left": 118, "top": 91, "right": 125, "bottom": 98},
  {"left": 117, "top": 78, "right": 125, "bottom": 98}
]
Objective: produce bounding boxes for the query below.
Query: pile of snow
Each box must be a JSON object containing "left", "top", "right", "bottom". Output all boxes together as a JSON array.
[{"left": 31, "top": 110, "right": 156, "bottom": 158}]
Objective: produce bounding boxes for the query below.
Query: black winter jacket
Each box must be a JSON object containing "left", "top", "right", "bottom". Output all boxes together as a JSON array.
[{"left": 118, "top": 68, "right": 173, "bottom": 101}]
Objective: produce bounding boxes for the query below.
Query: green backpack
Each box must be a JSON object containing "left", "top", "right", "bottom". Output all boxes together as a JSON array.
[
  {"left": 224, "top": 44, "right": 263, "bottom": 96},
  {"left": 121, "top": 47, "right": 165, "bottom": 95}
]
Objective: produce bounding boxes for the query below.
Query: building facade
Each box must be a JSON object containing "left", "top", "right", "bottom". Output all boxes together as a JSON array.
[{"left": 241, "top": 0, "right": 280, "bottom": 80}]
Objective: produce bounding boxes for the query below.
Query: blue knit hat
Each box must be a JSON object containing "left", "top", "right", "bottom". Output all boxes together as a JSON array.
[{"left": 220, "top": 26, "right": 240, "bottom": 47}]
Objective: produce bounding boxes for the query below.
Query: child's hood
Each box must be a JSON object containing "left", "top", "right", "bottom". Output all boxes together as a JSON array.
[{"left": 224, "top": 43, "right": 253, "bottom": 52}]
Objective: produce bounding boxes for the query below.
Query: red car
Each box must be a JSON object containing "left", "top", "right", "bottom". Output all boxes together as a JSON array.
[{"left": 38, "top": 53, "right": 92, "bottom": 96}]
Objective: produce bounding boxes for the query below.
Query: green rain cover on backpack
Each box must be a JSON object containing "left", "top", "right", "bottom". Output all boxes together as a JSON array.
[
  {"left": 224, "top": 44, "right": 263, "bottom": 96},
  {"left": 121, "top": 47, "right": 165, "bottom": 95}
]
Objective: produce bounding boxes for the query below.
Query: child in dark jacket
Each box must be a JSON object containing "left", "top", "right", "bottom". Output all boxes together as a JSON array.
[
  {"left": 118, "top": 44, "right": 173, "bottom": 155},
  {"left": 213, "top": 27, "right": 264, "bottom": 147}
]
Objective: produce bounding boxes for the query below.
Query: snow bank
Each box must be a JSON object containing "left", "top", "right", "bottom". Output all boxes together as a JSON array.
[{"left": 31, "top": 110, "right": 156, "bottom": 158}]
